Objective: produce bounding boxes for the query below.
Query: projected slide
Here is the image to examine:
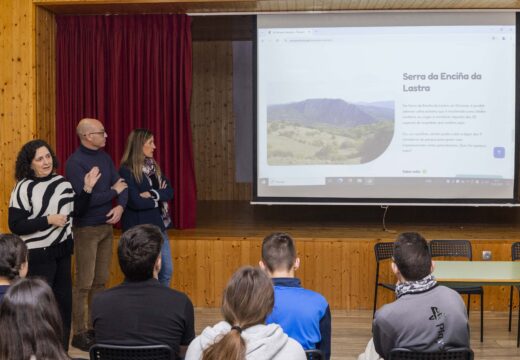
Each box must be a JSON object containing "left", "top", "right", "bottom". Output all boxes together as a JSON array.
[{"left": 256, "top": 13, "right": 517, "bottom": 202}]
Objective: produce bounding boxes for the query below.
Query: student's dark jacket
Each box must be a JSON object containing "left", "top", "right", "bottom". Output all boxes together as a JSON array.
[{"left": 119, "top": 166, "right": 173, "bottom": 232}]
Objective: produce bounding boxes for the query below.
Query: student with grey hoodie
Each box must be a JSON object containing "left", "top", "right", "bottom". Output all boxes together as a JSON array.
[
  {"left": 185, "top": 266, "right": 306, "bottom": 360},
  {"left": 358, "top": 232, "right": 469, "bottom": 360}
]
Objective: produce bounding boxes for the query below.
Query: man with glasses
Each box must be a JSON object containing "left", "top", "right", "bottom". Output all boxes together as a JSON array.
[{"left": 65, "top": 118, "right": 128, "bottom": 351}]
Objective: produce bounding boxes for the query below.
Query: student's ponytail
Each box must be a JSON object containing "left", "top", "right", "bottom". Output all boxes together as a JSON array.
[
  {"left": 202, "top": 327, "right": 245, "bottom": 360},
  {"left": 202, "top": 267, "right": 274, "bottom": 360}
]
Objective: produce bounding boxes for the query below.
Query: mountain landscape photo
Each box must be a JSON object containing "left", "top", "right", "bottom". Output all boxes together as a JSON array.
[{"left": 267, "top": 98, "right": 395, "bottom": 165}]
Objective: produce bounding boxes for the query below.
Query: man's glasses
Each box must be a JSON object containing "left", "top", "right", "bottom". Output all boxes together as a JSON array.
[{"left": 84, "top": 131, "right": 106, "bottom": 136}]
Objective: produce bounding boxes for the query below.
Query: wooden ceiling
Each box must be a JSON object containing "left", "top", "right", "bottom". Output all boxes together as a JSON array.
[{"left": 35, "top": 0, "right": 520, "bottom": 15}]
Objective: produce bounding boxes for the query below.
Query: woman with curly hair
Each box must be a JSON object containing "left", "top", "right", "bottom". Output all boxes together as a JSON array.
[
  {"left": 0, "top": 234, "right": 28, "bottom": 302},
  {"left": 120, "top": 129, "right": 174, "bottom": 286},
  {"left": 8, "top": 139, "right": 100, "bottom": 349},
  {"left": 185, "top": 266, "right": 306, "bottom": 360},
  {"left": 0, "top": 278, "right": 70, "bottom": 360}
]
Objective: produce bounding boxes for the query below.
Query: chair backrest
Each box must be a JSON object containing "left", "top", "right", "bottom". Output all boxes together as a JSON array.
[
  {"left": 388, "top": 347, "right": 474, "bottom": 360},
  {"left": 89, "top": 344, "right": 173, "bottom": 360},
  {"left": 512, "top": 242, "right": 520, "bottom": 261},
  {"left": 374, "top": 242, "right": 394, "bottom": 262},
  {"left": 305, "top": 349, "right": 325, "bottom": 360},
  {"left": 429, "top": 240, "right": 472, "bottom": 260}
]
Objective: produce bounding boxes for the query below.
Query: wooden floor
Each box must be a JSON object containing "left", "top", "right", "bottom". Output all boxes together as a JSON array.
[{"left": 70, "top": 309, "right": 520, "bottom": 359}]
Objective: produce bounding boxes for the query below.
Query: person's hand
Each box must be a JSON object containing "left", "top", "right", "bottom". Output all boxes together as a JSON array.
[
  {"left": 160, "top": 180, "right": 167, "bottom": 189},
  {"left": 106, "top": 205, "right": 124, "bottom": 224},
  {"left": 111, "top": 178, "right": 127, "bottom": 194},
  {"left": 47, "top": 214, "right": 67, "bottom": 227},
  {"left": 83, "top": 166, "right": 101, "bottom": 192},
  {"left": 140, "top": 191, "right": 152, "bottom": 198}
]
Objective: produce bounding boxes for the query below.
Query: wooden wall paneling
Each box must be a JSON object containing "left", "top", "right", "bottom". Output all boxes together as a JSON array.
[
  {"left": 212, "top": 238, "right": 225, "bottom": 305},
  {"left": 191, "top": 41, "right": 208, "bottom": 199},
  {"left": 301, "top": 240, "right": 317, "bottom": 290},
  {"left": 314, "top": 241, "right": 328, "bottom": 298},
  {"left": 340, "top": 241, "right": 354, "bottom": 308},
  {"left": 345, "top": 240, "right": 375, "bottom": 309},
  {"left": 212, "top": 41, "right": 223, "bottom": 200},
  {"left": 0, "top": 0, "right": 36, "bottom": 232},
  {"left": 35, "top": 5, "right": 56, "bottom": 148},
  {"left": 239, "top": 237, "right": 251, "bottom": 263},
  {"left": 191, "top": 40, "right": 251, "bottom": 201},
  {"left": 174, "top": 237, "right": 198, "bottom": 300},
  {"left": 217, "top": 42, "right": 230, "bottom": 199},
  {"left": 327, "top": 240, "right": 343, "bottom": 307},
  {"left": 106, "top": 231, "right": 124, "bottom": 288},
  {"left": 225, "top": 238, "right": 246, "bottom": 277},
  {"left": 195, "top": 239, "right": 214, "bottom": 306},
  {"left": 471, "top": 241, "right": 518, "bottom": 311},
  {"left": 217, "top": 239, "right": 242, "bottom": 302},
  {"left": 103, "top": 232, "right": 519, "bottom": 311},
  {"left": 0, "top": 2, "right": 10, "bottom": 232},
  {"left": 247, "top": 237, "right": 261, "bottom": 266}
]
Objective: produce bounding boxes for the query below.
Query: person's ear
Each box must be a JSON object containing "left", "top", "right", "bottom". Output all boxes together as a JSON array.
[
  {"left": 19, "top": 260, "right": 29, "bottom": 278},
  {"left": 391, "top": 261, "right": 399, "bottom": 276},
  {"left": 259, "top": 260, "right": 266, "bottom": 271},
  {"left": 154, "top": 254, "right": 162, "bottom": 274},
  {"left": 294, "top": 257, "right": 300, "bottom": 271},
  {"left": 430, "top": 260, "right": 436, "bottom": 274}
]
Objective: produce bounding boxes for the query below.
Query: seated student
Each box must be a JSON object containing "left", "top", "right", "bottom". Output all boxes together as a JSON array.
[
  {"left": 0, "top": 233, "right": 28, "bottom": 301},
  {"left": 185, "top": 266, "right": 306, "bottom": 360},
  {"left": 91, "top": 224, "right": 194, "bottom": 359},
  {"left": 0, "top": 277, "right": 70, "bottom": 360},
  {"left": 259, "top": 232, "right": 331, "bottom": 359},
  {"left": 359, "top": 232, "right": 470, "bottom": 360}
]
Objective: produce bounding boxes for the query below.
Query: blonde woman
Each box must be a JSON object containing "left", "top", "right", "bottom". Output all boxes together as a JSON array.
[{"left": 120, "top": 129, "right": 174, "bottom": 286}]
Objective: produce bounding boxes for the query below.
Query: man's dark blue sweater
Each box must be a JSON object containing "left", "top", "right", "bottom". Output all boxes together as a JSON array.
[
  {"left": 65, "top": 145, "right": 128, "bottom": 227},
  {"left": 266, "top": 278, "right": 331, "bottom": 359}
]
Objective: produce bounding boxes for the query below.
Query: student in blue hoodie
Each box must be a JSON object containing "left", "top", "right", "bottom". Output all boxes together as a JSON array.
[{"left": 260, "top": 232, "right": 331, "bottom": 359}]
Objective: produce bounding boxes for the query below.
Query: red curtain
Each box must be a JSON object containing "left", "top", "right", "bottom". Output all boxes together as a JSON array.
[{"left": 55, "top": 15, "right": 197, "bottom": 229}]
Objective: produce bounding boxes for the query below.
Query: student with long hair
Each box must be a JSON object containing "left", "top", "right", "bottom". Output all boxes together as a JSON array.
[
  {"left": 0, "top": 277, "right": 70, "bottom": 360},
  {"left": 0, "top": 234, "right": 28, "bottom": 301},
  {"left": 120, "top": 129, "right": 174, "bottom": 286},
  {"left": 185, "top": 266, "right": 306, "bottom": 360}
]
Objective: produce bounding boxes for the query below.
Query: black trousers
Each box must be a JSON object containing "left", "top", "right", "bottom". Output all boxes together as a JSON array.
[{"left": 28, "top": 250, "right": 72, "bottom": 351}]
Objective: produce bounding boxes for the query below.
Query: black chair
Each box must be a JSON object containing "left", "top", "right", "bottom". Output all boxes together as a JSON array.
[
  {"left": 89, "top": 344, "right": 173, "bottom": 360},
  {"left": 429, "top": 240, "right": 483, "bottom": 342},
  {"left": 508, "top": 242, "right": 520, "bottom": 347},
  {"left": 373, "top": 242, "right": 396, "bottom": 317},
  {"left": 388, "top": 347, "right": 474, "bottom": 360},
  {"left": 305, "top": 349, "right": 325, "bottom": 360}
]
